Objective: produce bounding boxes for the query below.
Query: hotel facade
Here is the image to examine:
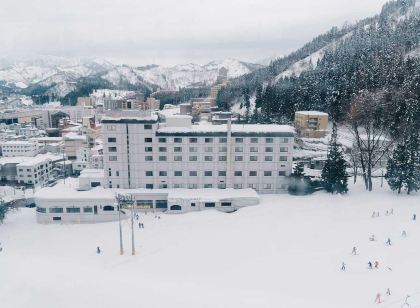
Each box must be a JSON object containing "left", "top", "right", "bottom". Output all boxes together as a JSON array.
[{"left": 102, "top": 114, "right": 295, "bottom": 194}]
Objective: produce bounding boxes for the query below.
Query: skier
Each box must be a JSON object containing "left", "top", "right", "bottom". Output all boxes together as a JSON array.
[
  {"left": 136, "top": 214, "right": 139, "bottom": 220},
  {"left": 372, "top": 211, "right": 376, "bottom": 218},
  {"left": 352, "top": 246, "right": 357, "bottom": 255},
  {"left": 390, "top": 208, "right": 394, "bottom": 215},
  {"left": 377, "top": 212, "right": 380, "bottom": 217},
  {"left": 402, "top": 295, "right": 411, "bottom": 307},
  {"left": 402, "top": 230, "right": 407, "bottom": 237},
  {"left": 386, "top": 288, "right": 391, "bottom": 296},
  {"left": 413, "top": 214, "right": 416, "bottom": 221},
  {"left": 386, "top": 210, "right": 389, "bottom": 216},
  {"left": 141, "top": 223, "right": 144, "bottom": 228},
  {"left": 138, "top": 222, "right": 141, "bottom": 229},
  {"left": 341, "top": 262, "right": 346, "bottom": 271},
  {"left": 374, "top": 261, "right": 379, "bottom": 269},
  {"left": 375, "top": 293, "right": 382, "bottom": 304},
  {"left": 386, "top": 238, "right": 392, "bottom": 245},
  {"left": 368, "top": 261, "right": 373, "bottom": 269},
  {"left": 369, "top": 234, "right": 376, "bottom": 241},
  {"left": 97, "top": 246, "right": 101, "bottom": 254}
]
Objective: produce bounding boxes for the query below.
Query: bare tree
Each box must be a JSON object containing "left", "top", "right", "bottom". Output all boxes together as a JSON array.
[{"left": 346, "top": 90, "right": 395, "bottom": 191}]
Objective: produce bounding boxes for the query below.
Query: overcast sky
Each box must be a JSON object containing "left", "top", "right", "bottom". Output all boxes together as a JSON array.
[{"left": 0, "top": 0, "right": 389, "bottom": 66}]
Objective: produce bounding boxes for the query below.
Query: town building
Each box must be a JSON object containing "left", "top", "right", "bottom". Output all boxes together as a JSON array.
[
  {"left": 294, "top": 111, "right": 329, "bottom": 138},
  {"left": 102, "top": 112, "right": 294, "bottom": 194},
  {"left": 0, "top": 140, "right": 39, "bottom": 157}
]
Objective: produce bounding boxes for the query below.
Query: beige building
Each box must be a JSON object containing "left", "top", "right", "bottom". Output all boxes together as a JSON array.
[{"left": 294, "top": 111, "right": 329, "bottom": 138}]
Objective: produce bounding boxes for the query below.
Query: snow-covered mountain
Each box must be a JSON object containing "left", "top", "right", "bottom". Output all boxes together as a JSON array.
[
  {"left": 0, "top": 56, "right": 263, "bottom": 99},
  {"left": 135, "top": 59, "right": 263, "bottom": 91}
]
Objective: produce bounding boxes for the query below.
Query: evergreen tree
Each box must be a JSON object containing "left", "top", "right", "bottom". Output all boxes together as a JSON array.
[
  {"left": 321, "top": 126, "right": 348, "bottom": 194},
  {"left": 288, "top": 162, "right": 307, "bottom": 195}
]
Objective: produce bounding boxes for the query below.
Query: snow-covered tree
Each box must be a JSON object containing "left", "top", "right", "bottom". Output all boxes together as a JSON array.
[{"left": 322, "top": 126, "right": 348, "bottom": 194}]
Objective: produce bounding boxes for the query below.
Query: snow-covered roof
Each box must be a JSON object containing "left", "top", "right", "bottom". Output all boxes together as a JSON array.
[
  {"left": 63, "top": 132, "right": 86, "bottom": 141},
  {"left": 157, "top": 122, "right": 295, "bottom": 136},
  {"left": 16, "top": 154, "right": 63, "bottom": 167},
  {"left": 295, "top": 111, "right": 328, "bottom": 116},
  {"left": 168, "top": 188, "right": 259, "bottom": 201}
]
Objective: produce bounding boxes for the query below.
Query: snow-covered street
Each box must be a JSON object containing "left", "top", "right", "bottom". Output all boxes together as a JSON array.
[{"left": 0, "top": 180, "right": 419, "bottom": 308}]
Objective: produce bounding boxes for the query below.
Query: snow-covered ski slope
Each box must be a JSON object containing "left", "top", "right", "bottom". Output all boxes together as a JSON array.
[{"left": 0, "top": 180, "right": 419, "bottom": 308}]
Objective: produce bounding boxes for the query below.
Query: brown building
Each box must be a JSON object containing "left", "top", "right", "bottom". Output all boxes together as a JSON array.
[{"left": 294, "top": 111, "right": 329, "bottom": 138}]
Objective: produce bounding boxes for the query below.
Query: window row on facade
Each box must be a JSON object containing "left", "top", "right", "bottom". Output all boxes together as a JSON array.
[
  {"left": 107, "top": 136, "right": 290, "bottom": 144},
  {"left": 108, "top": 155, "right": 290, "bottom": 162}
]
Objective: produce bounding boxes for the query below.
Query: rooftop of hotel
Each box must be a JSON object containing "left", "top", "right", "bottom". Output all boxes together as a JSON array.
[{"left": 295, "top": 111, "right": 328, "bottom": 116}]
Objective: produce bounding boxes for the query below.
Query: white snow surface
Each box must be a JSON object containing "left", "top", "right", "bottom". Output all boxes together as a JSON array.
[{"left": 1, "top": 180, "right": 419, "bottom": 308}]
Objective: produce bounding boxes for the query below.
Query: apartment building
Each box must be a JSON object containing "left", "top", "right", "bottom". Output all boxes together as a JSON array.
[
  {"left": 16, "top": 154, "right": 63, "bottom": 187},
  {"left": 102, "top": 114, "right": 294, "bottom": 194},
  {"left": 0, "top": 140, "right": 39, "bottom": 157},
  {"left": 294, "top": 111, "right": 329, "bottom": 138}
]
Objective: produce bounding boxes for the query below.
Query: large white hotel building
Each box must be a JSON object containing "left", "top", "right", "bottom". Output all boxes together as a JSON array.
[{"left": 102, "top": 113, "right": 295, "bottom": 194}]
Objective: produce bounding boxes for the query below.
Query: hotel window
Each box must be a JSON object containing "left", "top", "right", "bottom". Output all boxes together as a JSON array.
[
  {"left": 145, "top": 156, "right": 153, "bottom": 161},
  {"left": 174, "top": 171, "right": 182, "bottom": 176},
  {"left": 278, "top": 171, "right": 286, "bottom": 176},
  {"left": 145, "top": 137, "right": 153, "bottom": 143},
  {"left": 49, "top": 207, "right": 63, "bottom": 213},
  {"left": 189, "top": 156, "right": 197, "bottom": 161},
  {"left": 205, "top": 147, "right": 213, "bottom": 153},
  {"left": 188, "top": 183, "right": 198, "bottom": 189},
  {"left": 189, "top": 171, "right": 197, "bottom": 176},
  {"left": 156, "top": 200, "right": 168, "bottom": 209},
  {"left": 219, "top": 146, "right": 227, "bottom": 152},
  {"left": 250, "top": 137, "right": 258, "bottom": 143},
  {"left": 146, "top": 184, "right": 154, "bottom": 189},
  {"left": 248, "top": 183, "right": 257, "bottom": 189},
  {"left": 144, "top": 124, "right": 152, "bottom": 130},
  {"left": 66, "top": 207, "right": 81, "bottom": 213},
  {"left": 174, "top": 156, "right": 182, "bottom": 161},
  {"left": 159, "top": 156, "right": 167, "bottom": 161},
  {"left": 219, "top": 137, "right": 227, "bottom": 143},
  {"left": 189, "top": 147, "right": 197, "bottom": 152},
  {"left": 159, "top": 147, "right": 167, "bottom": 152},
  {"left": 109, "top": 156, "right": 117, "bottom": 161},
  {"left": 235, "top": 138, "right": 243, "bottom": 143},
  {"left": 204, "top": 184, "right": 213, "bottom": 188},
  {"left": 108, "top": 137, "right": 116, "bottom": 142},
  {"left": 145, "top": 147, "right": 153, "bottom": 152},
  {"left": 218, "top": 183, "right": 226, "bottom": 189},
  {"left": 264, "top": 184, "right": 272, "bottom": 190},
  {"left": 205, "top": 138, "right": 213, "bottom": 143},
  {"left": 235, "top": 156, "right": 243, "bottom": 161},
  {"left": 234, "top": 171, "right": 242, "bottom": 176},
  {"left": 250, "top": 147, "right": 258, "bottom": 152},
  {"left": 265, "top": 138, "right": 274, "bottom": 143},
  {"left": 264, "top": 171, "right": 272, "bottom": 176},
  {"left": 235, "top": 147, "right": 243, "bottom": 152},
  {"left": 204, "top": 171, "right": 213, "bottom": 176},
  {"left": 108, "top": 147, "right": 117, "bottom": 152},
  {"left": 265, "top": 147, "right": 273, "bottom": 152},
  {"left": 159, "top": 184, "right": 168, "bottom": 189},
  {"left": 83, "top": 207, "right": 93, "bottom": 213},
  {"left": 280, "top": 138, "right": 289, "bottom": 143},
  {"left": 218, "top": 156, "right": 227, "bottom": 161},
  {"left": 264, "top": 156, "right": 273, "bottom": 161},
  {"left": 158, "top": 138, "right": 166, "bottom": 143},
  {"left": 234, "top": 184, "right": 243, "bottom": 189},
  {"left": 159, "top": 171, "right": 167, "bottom": 176},
  {"left": 250, "top": 156, "right": 258, "bottom": 161},
  {"left": 279, "top": 156, "right": 288, "bottom": 162},
  {"left": 174, "top": 137, "right": 182, "bottom": 143},
  {"left": 204, "top": 156, "right": 213, "bottom": 161},
  {"left": 189, "top": 138, "right": 197, "bottom": 143},
  {"left": 204, "top": 202, "right": 216, "bottom": 207},
  {"left": 280, "top": 147, "right": 288, "bottom": 152},
  {"left": 136, "top": 200, "right": 153, "bottom": 208},
  {"left": 145, "top": 171, "right": 153, "bottom": 176},
  {"left": 221, "top": 202, "right": 231, "bottom": 207},
  {"left": 249, "top": 171, "right": 257, "bottom": 176},
  {"left": 174, "top": 147, "right": 182, "bottom": 152},
  {"left": 218, "top": 171, "right": 226, "bottom": 176}
]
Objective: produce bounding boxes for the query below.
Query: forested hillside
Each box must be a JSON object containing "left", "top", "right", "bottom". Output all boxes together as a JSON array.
[{"left": 217, "top": 0, "right": 420, "bottom": 124}]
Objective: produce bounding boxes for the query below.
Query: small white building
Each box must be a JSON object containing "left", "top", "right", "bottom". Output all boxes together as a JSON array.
[
  {"left": 16, "top": 154, "right": 63, "bottom": 187},
  {"left": 34, "top": 178, "right": 260, "bottom": 224},
  {"left": 0, "top": 140, "right": 39, "bottom": 157}
]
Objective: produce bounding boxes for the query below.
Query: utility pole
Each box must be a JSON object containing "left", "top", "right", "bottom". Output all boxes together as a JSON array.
[
  {"left": 115, "top": 194, "right": 136, "bottom": 255},
  {"left": 131, "top": 199, "right": 135, "bottom": 255}
]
